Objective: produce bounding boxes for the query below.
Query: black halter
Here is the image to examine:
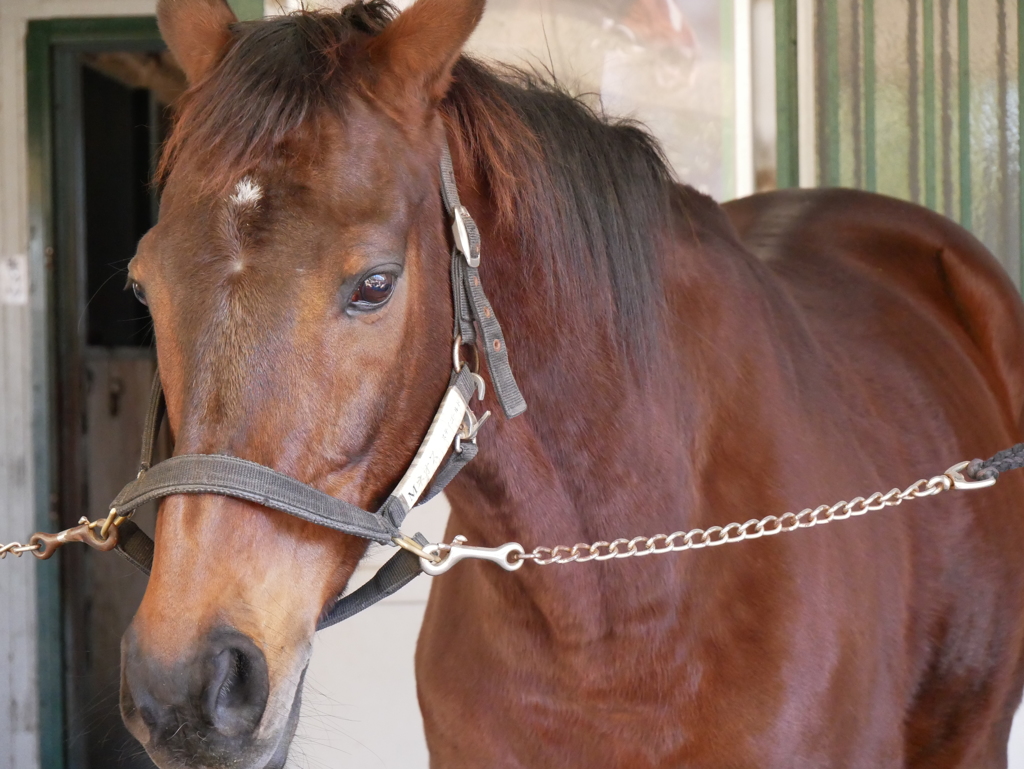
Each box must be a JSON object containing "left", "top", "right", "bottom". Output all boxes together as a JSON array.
[{"left": 108, "top": 141, "right": 526, "bottom": 629}]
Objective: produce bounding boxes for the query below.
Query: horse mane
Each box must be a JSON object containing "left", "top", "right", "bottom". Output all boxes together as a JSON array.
[
  {"left": 159, "top": 0, "right": 688, "bottom": 352},
  {"left": 442, "top": 59, "right": 677, "bottom": 351}
]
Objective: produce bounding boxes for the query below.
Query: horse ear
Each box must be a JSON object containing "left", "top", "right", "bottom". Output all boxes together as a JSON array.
[
  {"left": 367, "top": 0, "right": 485, "bottom": 110},
  {"left": 157, "top": 0, "right": 238, "bottom": 84}
]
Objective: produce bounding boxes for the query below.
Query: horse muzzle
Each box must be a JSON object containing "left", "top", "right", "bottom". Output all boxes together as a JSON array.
[{"left": 120, "top": 624, "right": 302, "bottom": 769}]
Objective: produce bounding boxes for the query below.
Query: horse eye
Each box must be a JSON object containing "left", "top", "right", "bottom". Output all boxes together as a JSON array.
[
  {"left": 349, "top": 272, "right": 396, "bottom": 310},
  {"left": 132, "top": 281, "right": 148, "bottom": 306}
]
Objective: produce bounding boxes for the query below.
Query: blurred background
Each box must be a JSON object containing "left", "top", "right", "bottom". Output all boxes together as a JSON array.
[{"left": 0, "top": 0, "right": 1021, "bottom": 767}]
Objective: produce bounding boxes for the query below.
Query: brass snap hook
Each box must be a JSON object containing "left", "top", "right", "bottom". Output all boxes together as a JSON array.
[{"left": 30, "top": 519, "right": 121, "bottom": 560}]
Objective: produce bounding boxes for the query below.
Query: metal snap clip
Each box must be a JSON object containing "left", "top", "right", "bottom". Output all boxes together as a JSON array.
[
  {"left": 418, "top": 536, "right": 525, "bottom": 576},
  {"left": 944, "top": 461, "right": 998, "bottom": 491}
]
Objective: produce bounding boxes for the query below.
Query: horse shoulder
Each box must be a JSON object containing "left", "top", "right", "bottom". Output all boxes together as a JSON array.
[{"left": 722, "top": 188, "right": 1024, "bottom": 433}]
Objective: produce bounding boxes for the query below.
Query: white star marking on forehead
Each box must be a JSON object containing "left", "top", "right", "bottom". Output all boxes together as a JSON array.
[
  {"left": 222, "top": 177, "right": 263, "bottom": 259},
  {"left": 229, "top": 177, "right": 263, "bottom": 207}
]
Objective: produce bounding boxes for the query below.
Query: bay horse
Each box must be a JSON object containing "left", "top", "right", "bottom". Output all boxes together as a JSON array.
[{"left": 122, "top": 0, "right": 1024, "bottom": 766}]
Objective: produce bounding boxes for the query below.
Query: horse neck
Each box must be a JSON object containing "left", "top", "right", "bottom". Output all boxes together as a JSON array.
[{"left": 445, "top": 159, "right": 794, "bottom": 635}]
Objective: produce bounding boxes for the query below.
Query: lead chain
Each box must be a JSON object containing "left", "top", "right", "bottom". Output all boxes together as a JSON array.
[
  {"left": 0, "top": 541, "right": 41, "bottom": 558},
  {"left": 514, "top": 472, "right": 952, "bottom": 566}
]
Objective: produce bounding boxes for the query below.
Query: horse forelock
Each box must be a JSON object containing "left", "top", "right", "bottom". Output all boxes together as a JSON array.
[{"left": 157, "top": 1, "right": 398, "bottom": 193}]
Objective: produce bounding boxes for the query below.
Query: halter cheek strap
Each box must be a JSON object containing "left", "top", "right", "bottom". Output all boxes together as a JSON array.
[
  {"left": 441, "top": 145, "right": 527, "bottom": 420},
  {"left": 108, "top": 141, "right": 526, "bottom": 628}
]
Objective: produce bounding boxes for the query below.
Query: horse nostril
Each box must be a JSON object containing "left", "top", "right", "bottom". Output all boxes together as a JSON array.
[
  {"left": 203, "top": 630, "right": 270, "bottom": 738},
  {"left": 119, "top": 665, "right": 153, "bottom": 744}
]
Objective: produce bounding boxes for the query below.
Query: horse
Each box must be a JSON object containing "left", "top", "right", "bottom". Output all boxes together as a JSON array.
[{"left": 120, "top": 0, "right": 1024, "bottom": 766}]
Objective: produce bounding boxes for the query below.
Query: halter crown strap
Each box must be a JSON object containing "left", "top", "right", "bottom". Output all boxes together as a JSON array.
[{"left": 441, "top": 141, "right": 527, "bottom": 419}]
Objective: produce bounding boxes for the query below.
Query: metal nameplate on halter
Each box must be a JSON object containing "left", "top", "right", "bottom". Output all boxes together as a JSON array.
[{"left": 391, "top": 386, "right": 470, "bottom": 512}]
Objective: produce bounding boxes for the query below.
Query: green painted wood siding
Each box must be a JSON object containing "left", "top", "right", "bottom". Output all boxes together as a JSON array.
[
  {"left": 228, "top": 0, "right": 264, "bottom": 21},
  {"left": 806, "top": 0, "right": 1022, "bottom": 291},
  {"left": 775, "top": 0, "right": 800, "bottom": 188}
]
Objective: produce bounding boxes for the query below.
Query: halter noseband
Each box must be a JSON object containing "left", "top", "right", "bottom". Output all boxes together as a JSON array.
[{"left": 107, "top": 141, "right": 527, "bottom": 629}]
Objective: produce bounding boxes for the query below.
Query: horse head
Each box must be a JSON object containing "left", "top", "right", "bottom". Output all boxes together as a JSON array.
[{"left": 120, "top": 1, "right": 483, "bottom": 766}]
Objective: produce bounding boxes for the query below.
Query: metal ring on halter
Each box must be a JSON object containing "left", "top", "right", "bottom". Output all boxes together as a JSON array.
[{"left": 452, "top": 335, "right": 480, "bottom": 373}]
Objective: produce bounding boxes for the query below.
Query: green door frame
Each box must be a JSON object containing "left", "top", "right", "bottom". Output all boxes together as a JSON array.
[{"left": 26, "top": 17, "right": 163, "bottom": 769}]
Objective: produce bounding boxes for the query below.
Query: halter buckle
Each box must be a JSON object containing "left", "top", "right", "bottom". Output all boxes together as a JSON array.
[
  {"left": 455, "top": 408, "right": 491, "bottom": 454},
  {"left": 452, "top": 206, "right": 480, "bottom": 267}
]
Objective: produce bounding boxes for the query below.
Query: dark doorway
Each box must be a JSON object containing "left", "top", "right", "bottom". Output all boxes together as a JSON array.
[
  {"left": 50, "top": 34, "right": 184, "bottom": 769},
  {"left": 81, "top": 61, "right": 159, "bottom": 348}
]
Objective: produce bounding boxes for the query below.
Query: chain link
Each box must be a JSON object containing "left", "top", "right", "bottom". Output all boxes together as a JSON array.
[
  {"left": 0, "top": 540, "right": 42, "bottom": 558},
  {"left": 0, "top": 464, "right": 991, "bottom": 570},
  {"left": 514, "top": 472, "right": 954, "bottom": 566}
]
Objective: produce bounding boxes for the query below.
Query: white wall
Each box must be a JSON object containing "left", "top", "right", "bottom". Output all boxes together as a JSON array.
[{"left": 292, "top": 496, "right": 449, "bottom": 769}]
